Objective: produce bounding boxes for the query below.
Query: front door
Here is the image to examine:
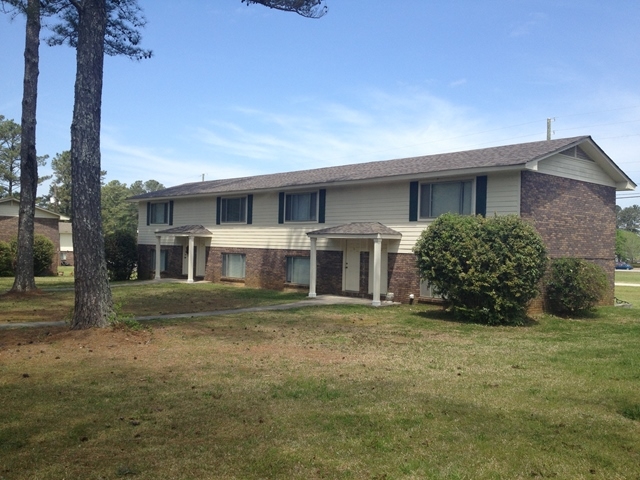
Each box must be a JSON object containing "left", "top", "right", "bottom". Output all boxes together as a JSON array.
[
  {"left": 182, "top": 244, "right": 197, "bottom": 277},
  {"left": 344, "top": 240, "right": 362, "bottom": 292}
]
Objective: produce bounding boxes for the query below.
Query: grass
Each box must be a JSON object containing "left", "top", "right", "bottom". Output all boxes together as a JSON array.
[
  {"left": 0, "top": 281, "right": 307, "bottom": 323},
  {"left": 0, "top": 284, "right": 639, "bottom": 479},
  {"left": 616, "top": 269, "right": 640, "bottom": 285}
]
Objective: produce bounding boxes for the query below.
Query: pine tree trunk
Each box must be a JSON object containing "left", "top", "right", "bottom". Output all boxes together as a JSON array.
[
  {"left": 11, "top": 0, "right": 40, "bottom": 293},
  {"left": 70, "top": 0, "right": 114, "bottom": 329}
]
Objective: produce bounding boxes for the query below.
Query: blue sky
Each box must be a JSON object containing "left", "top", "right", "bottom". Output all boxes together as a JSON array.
[{"left": 1, "top": 0, "right": 639, "bottom": 206}]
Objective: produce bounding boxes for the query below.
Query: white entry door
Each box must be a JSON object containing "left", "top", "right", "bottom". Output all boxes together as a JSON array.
[{"left": 344, "top": 240, "right": 362, "bottom": 292}]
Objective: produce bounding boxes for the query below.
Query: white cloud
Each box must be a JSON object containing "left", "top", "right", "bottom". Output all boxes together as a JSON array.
[
  {"left": 509, "top": 12, "right": 547, "bottom": 37},
  {"left": 96, "top": 85, "right": 640, "bottom": 199}
]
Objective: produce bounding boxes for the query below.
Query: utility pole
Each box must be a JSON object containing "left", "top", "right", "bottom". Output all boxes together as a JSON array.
[{"left": 546, "top": 118, "right": 555, "bottom": 140}]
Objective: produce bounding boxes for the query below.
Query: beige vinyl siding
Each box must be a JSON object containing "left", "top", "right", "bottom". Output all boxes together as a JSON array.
[
  {"left": 137, "top": 174, "right": 524, "bottom": 255},
  {"left": 486, "top": 172, "right": 521, "bottom": 216},
  {"left": 537, "top": 154, "right": 616, "bottom": 187}
]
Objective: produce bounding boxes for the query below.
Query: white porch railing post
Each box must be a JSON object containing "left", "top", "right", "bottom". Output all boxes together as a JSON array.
[
  {"left": 309, "top": 237, "right": 317, "bottom": 298},
  {"left": 187, "top": 235, "right": 195, "bottom": 283},
  {"left": 372, "top": 236, "right": 382, "bottom": 306},
  {"left": 154, "top": 235, "right": 162, "bottom": 280}
]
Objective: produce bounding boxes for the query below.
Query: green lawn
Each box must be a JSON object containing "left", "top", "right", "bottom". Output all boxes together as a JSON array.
[
  {"left": 616, "top": 269, "right": 640, "bottom": 285},
  {"left": 1, "top": 286, "right": 639, "bottom": 479},
  {"left": 0, "top": 281, "right": 307, "bottom": 323}
]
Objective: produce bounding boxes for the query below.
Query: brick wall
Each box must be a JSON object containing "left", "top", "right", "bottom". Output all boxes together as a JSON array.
[
  {"left": 520, "top": 171, "right": 617, "bottom": 305},
  {"left": 137, "top": 244, "right": 183, "bottom": 280},
  {"left": 0, "top": 216, "right": 60, "bottom": 275},
  {"left": 204, "top": 247, "right": 342, "bottom": 294},
  {"left": 387, "top": 252, "right": 422, "bottom": 304},
  {"left": 60, "top": 251, "right": 75, "bottom": 266}
]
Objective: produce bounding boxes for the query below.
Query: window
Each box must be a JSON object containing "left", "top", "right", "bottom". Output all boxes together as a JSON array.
[
  {"left": 222, "top": 253, "right": 246, "bottom": 279},
  {"left": 150, "top": 202, "right": 169, "bottom": 224},
  {"left": 285, "top": 192, "right": 317, "bottom": 222},
  {"left": 286, "top": 256, "right": 310, "bottom": 285},
  {"left": 151, "top": 249, "right": 167, "bottom": 272},
  {"left": 221, "top": 197, "right": 247, "bottom": 223},
  {"left": 420, "top": 280, "right": 442, "bottom": 299},
  {"left": 420, "top": 180, "right": 472, "bottom": 218}
]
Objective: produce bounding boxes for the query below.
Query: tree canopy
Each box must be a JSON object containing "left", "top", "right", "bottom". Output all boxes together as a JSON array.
[
  {"left": 0, "top": 115, "right": 22, "bottom": 197},
  {"left": 617, "top": 205, "right": 640, "bottom": 233},
  {"left": 102, "top": 178, "right": 164, "bottom": 236}
]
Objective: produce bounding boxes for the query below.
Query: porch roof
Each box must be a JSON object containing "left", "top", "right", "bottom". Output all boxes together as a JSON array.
[
  {"left": 155, "top": 224, "right": 213, "bottom": 237},
  {"left": 307, "top": 222, "right": 402, "bottom": 240}
]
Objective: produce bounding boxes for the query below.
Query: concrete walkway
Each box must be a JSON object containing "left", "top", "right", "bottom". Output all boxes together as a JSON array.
[{"left": 0, "top": 295, "right": 375, "bottom": 330}]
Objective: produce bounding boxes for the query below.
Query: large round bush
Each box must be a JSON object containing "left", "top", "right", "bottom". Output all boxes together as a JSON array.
[
  {"left": 414, "top": 214, "right": 548, "bottom": 325},
  {"left": 545, "top": 257, "right": 608, "bottom": 316}
]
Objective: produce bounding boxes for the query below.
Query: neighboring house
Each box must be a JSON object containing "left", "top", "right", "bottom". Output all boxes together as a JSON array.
[
  {"left": 130, "top": 136, "right": 636, "bottom": 308},
  {"left": 0, "top": 198, "right": 67, "bottom": 275},
  {"left": 59, "top": 221, "right": 74, "bottom": 266}
]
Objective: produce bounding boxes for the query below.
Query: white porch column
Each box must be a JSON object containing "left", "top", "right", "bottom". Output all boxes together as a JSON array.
[
  {"left": 187, "top": 235, "right": 195, "bottom": 283},
  {"left": 154, "top": 235, "right": 162, "bottom": 280},
  {"left": 372, "top": 236, "right": 382, "bottom": 306},
  {"left": 308, "top": 237, "right": 317, "bottom": 298}
]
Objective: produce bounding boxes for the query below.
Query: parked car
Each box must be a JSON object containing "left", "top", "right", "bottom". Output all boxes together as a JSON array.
[{"left": 615, "top": 262, "right": 634, "bottom": 270}]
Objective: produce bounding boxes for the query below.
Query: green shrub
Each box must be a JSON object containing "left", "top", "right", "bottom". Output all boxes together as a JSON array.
[
  {"left": 414, "top": 213, "right": 548, "bottom": 325},
  {"left": 33, "top": 235, "right": 56, "bottom": 275},
  {"left": 105, "top": 230, "right": 138, "bottom": 281},
  {"left": 9, "top": 234, "right": 55, "bottom": 276},
  {"left": 0, "top": 240, "right": 14, "bottom": 277},
  {"left": 545, "top": 257, "right": 608, "bottom": 316}
]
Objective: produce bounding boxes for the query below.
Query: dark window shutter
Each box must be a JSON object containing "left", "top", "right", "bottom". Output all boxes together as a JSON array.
[
  {"left": 318, "top": 189, "right": 326, "bottom": 223},
  {"left": 168, "top": 200, "right": 174, "bottom": 225},
  {"left": 247, "top": 195, "right": 253, "bottom": 224},
  {"left": 409, "top": 181, "right": 419, "bottom": 221},
  {"left": 475, "top": 176, "right": 487, "bottom": 216},
  {"left": 278, "top": 192, "right": 285, "bottom": 224},
  {"left": 146, "top": 202, "right": 150, "bottom": 225},
  {"left": 216, "top": 197, "right": 221, "bottom": 225}
]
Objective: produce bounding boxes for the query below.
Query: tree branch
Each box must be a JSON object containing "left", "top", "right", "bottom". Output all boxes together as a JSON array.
[{"left": 242, "top": 0, "right": 327, "bottom": 18}]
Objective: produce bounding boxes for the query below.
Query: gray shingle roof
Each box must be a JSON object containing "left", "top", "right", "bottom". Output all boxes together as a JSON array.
[
  {"left": 308, "top": 222, "right": 402, "bottom": 238},
  {"left": 154, "top": 225, "right": 212, "bottom": 236},
  {"left": 130, "top": 136, "right": 590, "bottom": 200}
]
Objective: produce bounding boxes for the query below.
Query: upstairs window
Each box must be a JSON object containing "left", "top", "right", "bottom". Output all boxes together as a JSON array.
[
  {"left": 221, "top": 197, "right": 247, "bottom": 223},
  {"left": 420, "top": 181, "right": 472, "bottom": 218},
  {"left": 149, "top": 202, "right": 169, "bottom": 224},
  {"left": 217, "top": 195, "right": 252, "bottom": 225},
  {"left": 285, "top": 192, "right": 317, "bottom": 222}
]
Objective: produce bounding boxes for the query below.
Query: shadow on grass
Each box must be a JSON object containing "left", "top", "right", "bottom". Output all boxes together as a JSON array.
[{"left": 410, "top": 305, "right": 540, "bottom": 327}]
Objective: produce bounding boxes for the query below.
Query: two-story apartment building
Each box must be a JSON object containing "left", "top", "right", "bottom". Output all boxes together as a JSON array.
[{"left": 130, "top": 136, "right": 635, "bottom": 307}]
